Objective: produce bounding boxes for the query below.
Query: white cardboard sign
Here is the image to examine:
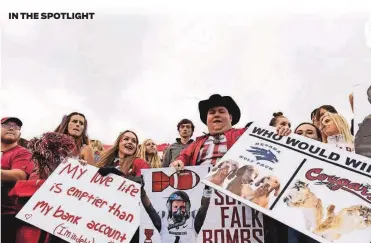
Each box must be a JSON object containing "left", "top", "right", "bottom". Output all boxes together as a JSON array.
[
  {"left": 203, "top": 123, "right": 371, "bottom": 243},
  {"left": 16, "top": 159, "right": 141, "bottom": 243}
]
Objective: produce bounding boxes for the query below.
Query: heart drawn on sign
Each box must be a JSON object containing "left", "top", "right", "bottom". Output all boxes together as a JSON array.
[{"left": 25, "top": 214, "right": 32, "bottom": 220}]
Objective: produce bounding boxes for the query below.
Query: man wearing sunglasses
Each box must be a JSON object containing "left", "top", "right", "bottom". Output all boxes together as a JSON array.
[{"left": 1, "top": 117, "right": 34, "bottom": 243}]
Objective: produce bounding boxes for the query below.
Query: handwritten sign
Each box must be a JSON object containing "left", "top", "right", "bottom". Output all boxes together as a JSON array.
[
  {"left": 202, "top": 123, "right": 371, "bottom": 243},
  {"left": 16, "top": 159, "right": 140, "bottom": 243}
]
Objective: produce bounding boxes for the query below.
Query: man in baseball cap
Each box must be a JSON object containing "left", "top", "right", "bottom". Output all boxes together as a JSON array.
[
  {"left": 1, "top": 117, "right": 34, "bottom": 243},
  {"left": 1, "top": 117, "right": 23, "bottom": 127}
]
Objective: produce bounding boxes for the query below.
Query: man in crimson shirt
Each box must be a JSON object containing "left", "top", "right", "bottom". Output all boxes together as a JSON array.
[
  {"left": 1, "top": 117, "right": 35, "bottom": 243},
  {"left": 170, "top": 94, "right": 291, "bottom": 243},
  {"left": 170, "top": 94, "right": 290, "bottom": 168}
]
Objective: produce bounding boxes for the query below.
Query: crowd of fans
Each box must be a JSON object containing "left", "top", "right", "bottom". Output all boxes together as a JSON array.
[{"left": 1, "top": 89, "right": 369, "bottom": 243}]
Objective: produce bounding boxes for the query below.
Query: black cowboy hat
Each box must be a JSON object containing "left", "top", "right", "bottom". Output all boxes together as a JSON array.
[{"left": 198, "top": 94, "right": 241, "bottom": 125}]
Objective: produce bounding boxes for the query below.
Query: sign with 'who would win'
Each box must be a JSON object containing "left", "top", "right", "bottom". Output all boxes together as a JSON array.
[{"left": 203, "top": 123, "right": 371, "bottom": 243}]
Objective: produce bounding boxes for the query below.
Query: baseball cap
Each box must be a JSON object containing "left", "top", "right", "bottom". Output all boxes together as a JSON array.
[{"left": 1, "top": 117, "right": 23, "bottom": 127}]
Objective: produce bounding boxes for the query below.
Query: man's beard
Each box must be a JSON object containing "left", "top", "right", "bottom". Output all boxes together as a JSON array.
[{"left": 1, "top": 136, "right": 19, "bottom": 144}]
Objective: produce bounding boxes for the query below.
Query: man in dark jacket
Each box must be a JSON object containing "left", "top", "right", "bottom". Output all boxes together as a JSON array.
[
  {"left": 355, "top": 85, "right": 371, "bottom": 158},
  {"left": 162, "top": 119, "right": 195, "bottom": 167}
]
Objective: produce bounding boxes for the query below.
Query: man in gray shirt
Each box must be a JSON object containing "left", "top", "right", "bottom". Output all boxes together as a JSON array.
[{"left": 162, "top": 119, "right": 194, "bottom": 167}]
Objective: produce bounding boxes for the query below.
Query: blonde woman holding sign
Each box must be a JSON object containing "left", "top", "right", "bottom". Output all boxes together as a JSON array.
[{"left": 138, "top": 139, "right": 162, "bottom": 168}]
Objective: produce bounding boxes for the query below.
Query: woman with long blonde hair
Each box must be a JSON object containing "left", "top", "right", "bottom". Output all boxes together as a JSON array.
[
  {"left": 138, "top": 139, "right": 162, "bottom": 168},
  {"left": 96, "top": 131, "right": 149, "bottom": 176},
  {"left": 90, "top": 139, "right": 104, "bottom": 162},
  {"left": 320, "top": 112, "right": 354, "bottom": 152}
]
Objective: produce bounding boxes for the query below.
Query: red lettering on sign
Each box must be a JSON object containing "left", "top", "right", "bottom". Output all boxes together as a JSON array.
[
  {"left": 117, "top": 180, "right": 140, "bottom": 197},
  {"left": 59, "top": 163, "right": 87, "bottom": 180},
  {"left": 214, "top": 191, "right": 243, "bottom": 206},
  {"left": 52, "top": 205, "right": 82, "bottom": 225},
  {"left": 220, "top": 206, "right": 262, "bottom": 228},
  {"left": 33, "top": 201, "right": 54, "bottom": 216},
  {"left": 49, "top": 183, "right": 63, "bottom": 194},
  {"left": 86, "top": 220, "right": 127, "bottom": 242},
  {"left": 108, "top": 203, "right": 134, "bottom": 222},
  {"left": 220, "top": 207, "right": 229, "bottom": 227},
  {"left": 65, "top": 186, "right": 108, "bottom": 209},
  {"left": 202, "top": 229, "right": 263, "bottom": 243},
  {"left": 214, "top": 190, "right": 225, "bottom": 205},
  {"left": 90, "top": 173, "right": 114, "bottom": 187},
  {"left": 230, "top": 207, "right": 241, "bottom": 227},
  {"left": 305, "top": 168, "right": 371, "bottom": 202}
]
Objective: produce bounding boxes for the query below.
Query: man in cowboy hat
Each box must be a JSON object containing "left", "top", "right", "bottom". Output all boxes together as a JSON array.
[
  {"left": 170, "top": 94, "right": 291, "bottom": 169},
  {"left": 169, "top": 94, "right": 291, "bottom": 243}
]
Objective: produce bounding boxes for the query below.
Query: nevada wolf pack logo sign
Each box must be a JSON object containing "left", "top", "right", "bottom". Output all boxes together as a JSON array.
[
  {"left": 247, "top": 146, "right": 278, "bottom": 163},
  {"left": 152, "top": 170, "right": 200, "bottom": 192}
]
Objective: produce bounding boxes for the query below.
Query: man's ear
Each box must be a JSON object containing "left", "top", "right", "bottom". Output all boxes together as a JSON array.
[{"left": 229, "top": 114, "right": 233, "bottom": 123}]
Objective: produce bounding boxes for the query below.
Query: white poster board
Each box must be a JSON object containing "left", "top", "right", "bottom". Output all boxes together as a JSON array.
[
  {"left": 203, "top": 123, "right": 371, "bottom": 243},
  {"left": 139, "top": 166, "right": 264, "bottom": 243},
  {"left": 16, "top": 159, "right": 140, "bottom": 243}
]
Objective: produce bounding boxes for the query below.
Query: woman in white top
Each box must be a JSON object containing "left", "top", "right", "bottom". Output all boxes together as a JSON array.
[{"left": 320, "top": 112, "right": 354, "bottom": 152}]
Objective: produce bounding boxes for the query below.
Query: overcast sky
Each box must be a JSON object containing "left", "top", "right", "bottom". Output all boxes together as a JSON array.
[{"left": 1, "top": 10, "right": 371, "bottom": 145}]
